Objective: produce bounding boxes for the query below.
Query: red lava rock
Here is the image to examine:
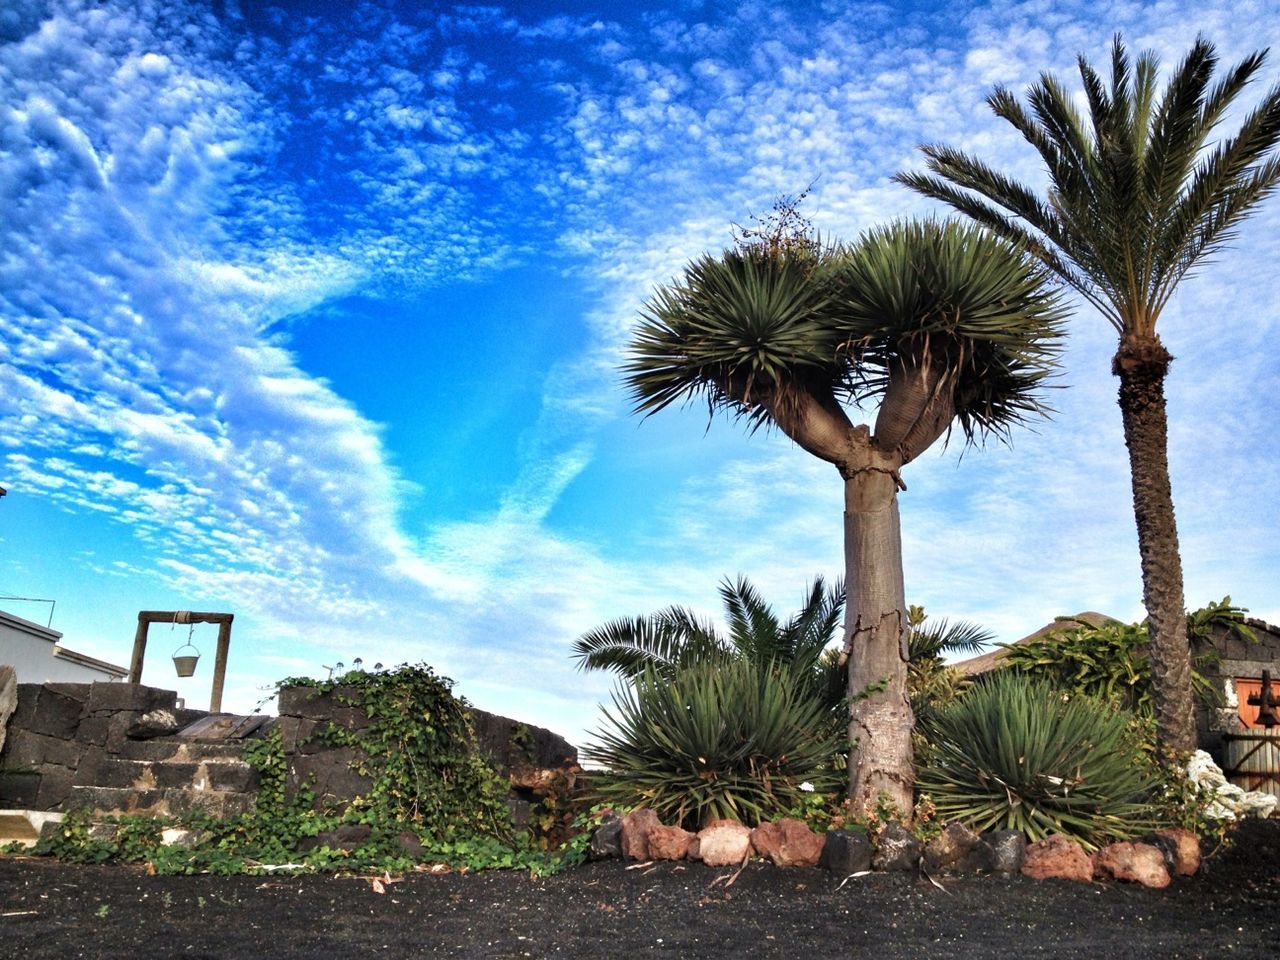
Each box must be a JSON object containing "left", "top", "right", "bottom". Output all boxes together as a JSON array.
[
  {"left": 620, "top": 808, "right": 661, "bottom": 860},
  {"left": 750, "top": 818, "right": 824, "bottom": 867},
  {"left": 1154, "top": 827, "right": 1201, "bottom": 876},
  {"left": 647, "top": 824, "right": 697, "bottom": 861},
  {"left": 695, "top": 821, "right": 753, "bottom": 866},
  {"left": 1093, "top": 842, "right": 1171, "bottom": 889},
  {"left": 1021, "top": 834, "right": 1093, "bottom": 883}
]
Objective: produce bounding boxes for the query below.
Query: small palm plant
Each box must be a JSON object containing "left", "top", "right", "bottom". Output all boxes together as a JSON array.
[
  {"left": 916, "top": 671, "right": 1159, "bottom": 849},
  {"left": 573, "top": 575, "right": 844, "bottom": 708},
  {"left": 906, "top": 605, "right": 993, "bottom": 726}
]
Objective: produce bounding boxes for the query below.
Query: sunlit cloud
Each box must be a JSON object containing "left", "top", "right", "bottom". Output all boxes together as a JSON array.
[{"left": 2, "top": 0, "right": 1278, "bottom": 749}]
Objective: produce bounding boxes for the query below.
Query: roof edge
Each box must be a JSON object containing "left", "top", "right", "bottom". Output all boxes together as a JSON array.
[{"left": 0, "top": 608, "right": 63, "bottom": 642}]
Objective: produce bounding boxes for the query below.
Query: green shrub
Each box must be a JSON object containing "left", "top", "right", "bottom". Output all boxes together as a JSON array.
[
  {"left": 999, "top": 598, "right": 1254, "bottom": 715},
  {"left": 916, "top": 671, "right": 1159, "bottom": 849},
  {"left": 584, "top": 660, "right": 844, "bottom": 829}
]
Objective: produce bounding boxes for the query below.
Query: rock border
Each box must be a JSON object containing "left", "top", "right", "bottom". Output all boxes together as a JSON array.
[{"left": 591, "top": 810, "right": 1203, "bottom": 889}]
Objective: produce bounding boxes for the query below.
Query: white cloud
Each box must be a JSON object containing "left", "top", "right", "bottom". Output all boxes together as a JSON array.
[{"left": 4, "top": 0, "right": 1279, "bottom": 751}]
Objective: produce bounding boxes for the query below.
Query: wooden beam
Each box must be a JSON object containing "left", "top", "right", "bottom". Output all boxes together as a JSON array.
[
  {"left": 128, "top": 615, "right": 149, "bottom": 684},
  {"left": 136, "top": 611, "right": 234, "bottom": 625},
  {"left": 210, "top": 619, "right": 233, "bottom": 713},
  {"left": 128, "top": 611, "right": 235, "bottom": 706}
]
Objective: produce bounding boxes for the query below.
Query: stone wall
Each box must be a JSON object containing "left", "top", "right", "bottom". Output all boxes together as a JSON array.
[
  {"left": 276, "top": 684, "right": 579, "bottom": 824},
  {"left": 1197, "top": 618, "right": 1280, "bottom": 763},
  {"left": 0, "top": 682, "right": 203, "bottom": 810},
  {"left": 0, "top": 679, "right": 579, "bottom": 821}
]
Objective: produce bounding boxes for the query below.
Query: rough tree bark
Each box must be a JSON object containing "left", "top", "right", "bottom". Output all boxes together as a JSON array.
[
  {"left": 1115, "top": 336, "right": 1196, "bottom": 753},
  {"left": 841, "top": 448, "right": 914, "bottom": 814},
  {"left": 760, "top": 388, "right": 916, "bottom": 814}
]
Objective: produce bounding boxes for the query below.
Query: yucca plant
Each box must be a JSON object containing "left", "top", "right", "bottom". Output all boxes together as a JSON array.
[
  {"left": 583, "top": 660, "right": 844, "bottom": 829},
  {"left": 916, "top": 671, "right": 1159, "bottom": 849}
]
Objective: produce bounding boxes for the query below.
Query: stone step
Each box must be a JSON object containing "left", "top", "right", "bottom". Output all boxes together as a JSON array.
[
  {"left": 0, "top": 809, "right": 63, "bottom": 848},
  {"left": 79, "top": 757, "right": 259, "bottom": 793},
  {"left": 116, "top": 739, "right": 249, "bottom": 763},
  {"left": 68, "top": 785, "right": 257, "bottom": 819}
]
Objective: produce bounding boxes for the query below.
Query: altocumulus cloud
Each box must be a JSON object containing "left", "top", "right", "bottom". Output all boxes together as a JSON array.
[{"left": 2, "top": 0, "right": 1278, "bottom": 746}]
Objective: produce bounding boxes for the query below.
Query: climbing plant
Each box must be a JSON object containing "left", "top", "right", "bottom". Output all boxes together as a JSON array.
[
  {"left": 31, "top": 665, "right": 582, "bottom": 875},
  {"left": 289, "top": 664, "right": 516, "bottom": 842}
]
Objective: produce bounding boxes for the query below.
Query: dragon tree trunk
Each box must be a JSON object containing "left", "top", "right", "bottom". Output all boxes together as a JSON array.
[{"left": 843, "top": 459, "right": 914, "bottom": 814}]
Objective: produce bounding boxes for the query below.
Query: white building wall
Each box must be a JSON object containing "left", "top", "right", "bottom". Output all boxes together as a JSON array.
[{"left": 0, "top": 610, "right": 126, "bottom": 683}]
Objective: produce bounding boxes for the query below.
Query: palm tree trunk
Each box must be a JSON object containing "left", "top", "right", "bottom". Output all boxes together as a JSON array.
[
  {"left": 843, "top": 463, "right": 914, "bottom": 814},
  {"left": 1115, "top": 340, "right": 1196, "bottom": 753}
]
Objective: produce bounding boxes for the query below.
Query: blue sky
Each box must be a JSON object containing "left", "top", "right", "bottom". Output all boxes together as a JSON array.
[{"left": 2, "top": 0, "right": 1278, "bottom": 747}]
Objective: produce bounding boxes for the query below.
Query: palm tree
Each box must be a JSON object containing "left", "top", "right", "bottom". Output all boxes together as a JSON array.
[
  {"left": 573, "top": 574, "right": 845, "bottom": 708},
  {"left": 895, "top": 36, "right": 1280, "bottom": 753},
  {"left": 624, "top": 219, "right": 1065, "bottom": 812},
  {"left": 905, "top": 606, "right": 993, "bottom": 726}
]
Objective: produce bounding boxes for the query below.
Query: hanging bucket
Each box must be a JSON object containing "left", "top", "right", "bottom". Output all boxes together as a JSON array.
[{"left": 173, "top": 643, "right": 201, "bottom": 678}]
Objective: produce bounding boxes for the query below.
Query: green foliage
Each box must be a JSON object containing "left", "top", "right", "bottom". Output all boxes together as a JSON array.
[
  {"left": 831, "top": 219, "right": 1067, "bottom": 444},
  {"left": 898, "top": 36, "right": 1280, "bottom": 339},
  {"left": 584, "top": 660, "right": 844, "bottom": 829},
  {"left": 999, "top": 599, "right": 1254, "bottom": 715},
  {"left": 625, "top": 218, "right": 1066, "bottom": 451},
  {"left": 906, "top": 605, "right": 992, "bottom": 726},
  {"left": 546, "top": 802, "right": 617, "bottom": 872},
  {"left": 574, "top": 574, "right": 845, "bottom": 711},
  {"left": 302, "top": 665, "right": 515, "bottom": 842},
  {"left": 32, "top": 665, "right": 584, "bottom": 876},
  {"left": 916, "top": 671, "right": 1160, "bottom": 850}
]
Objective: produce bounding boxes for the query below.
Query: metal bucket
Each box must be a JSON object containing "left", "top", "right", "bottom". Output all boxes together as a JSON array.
[
  {"left": 172, "top": 643, "right": 200, "bottom": 678},
  {"left": 1223, "top": 733, "right": 1280, "bottom": 801}
]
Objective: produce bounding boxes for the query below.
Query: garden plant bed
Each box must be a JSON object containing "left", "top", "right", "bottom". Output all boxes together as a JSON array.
[{"left": 1, "top": 818, "right": 1277, "bottom": 959}]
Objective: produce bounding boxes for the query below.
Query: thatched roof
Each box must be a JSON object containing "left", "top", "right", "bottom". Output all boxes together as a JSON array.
[{"left": 954, "top": 611, "right": 1120, "bottom": 676}]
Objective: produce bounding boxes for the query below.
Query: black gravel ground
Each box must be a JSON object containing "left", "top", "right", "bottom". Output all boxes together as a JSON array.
[{"left": 2, "top": 818, "right": 1278, "bottom": 959}]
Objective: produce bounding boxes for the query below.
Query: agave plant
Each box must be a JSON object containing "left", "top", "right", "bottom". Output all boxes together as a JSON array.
[
  {"left": 583, "top": 660, "right": 844, "bottom": 829},
  {"left": 916, "top": 671, "right": 1159, "bottom": 849}
]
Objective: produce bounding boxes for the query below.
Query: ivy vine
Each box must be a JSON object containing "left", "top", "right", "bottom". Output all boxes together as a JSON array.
[
  {"left": 294, "top": 664, "right": 515, "bottom": 842},
  {"left": 30, "top": 665, "right": 585, "bottom": 876}
]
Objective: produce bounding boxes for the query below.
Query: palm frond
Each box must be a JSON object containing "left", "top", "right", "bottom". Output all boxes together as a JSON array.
[
  {"left": 571, "top": 606, "right": 726, "bottom": 680},
  {"left": 897, "top": 34, "right": 1280, "bottom": 340},
  {"left": 720, "top": 575, "right": 786, "bottom": 662},
  {"left": 782, "top": 574, "right": 845, "bottom": 668},
  {"left": 909, "top": 617, "right": 996, "bottom": 661}
]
